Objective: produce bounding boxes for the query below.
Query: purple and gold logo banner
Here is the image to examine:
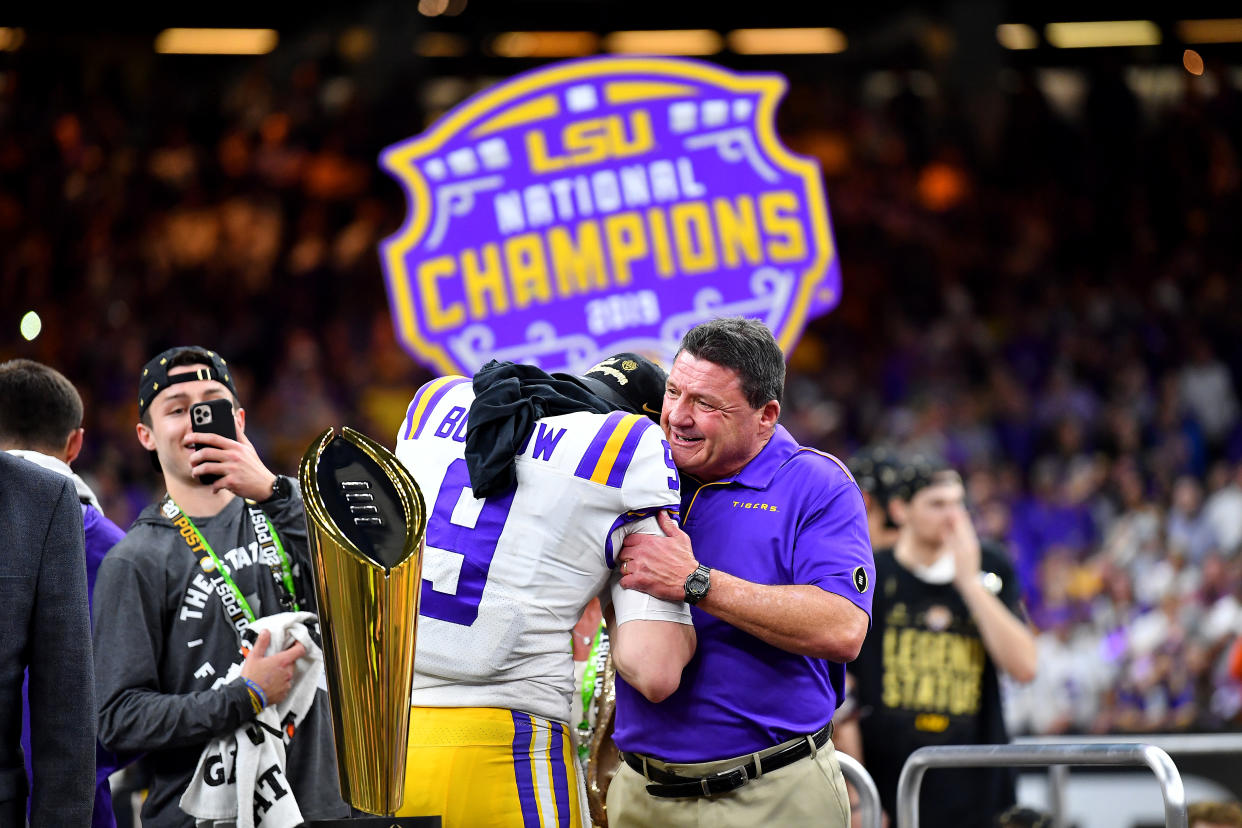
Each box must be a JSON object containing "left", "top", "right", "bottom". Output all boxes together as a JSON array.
[{"left": 380, "top": 56, "right": 840, "bottom": 376}]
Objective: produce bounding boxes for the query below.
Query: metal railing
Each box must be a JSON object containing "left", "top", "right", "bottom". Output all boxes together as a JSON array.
[
  {"left": 837, "top": 752, "right": 882, "bottom": 828},
  {"left": 1016, "top": 733, "right": 1242, "bottom": 828},
  {"left": 895, "top": 743, "right": 1187, "bottom": 828},
  {"left": 1017, "top": 732, "right": 1242, "bottom": 755}
]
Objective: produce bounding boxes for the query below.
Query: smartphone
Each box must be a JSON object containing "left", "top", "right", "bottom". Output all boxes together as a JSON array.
[{"left": 189, "top": 398, "right": 237, "bottom": 486}]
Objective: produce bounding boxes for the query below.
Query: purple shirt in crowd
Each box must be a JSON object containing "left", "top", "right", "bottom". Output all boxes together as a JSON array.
[{"left": 614, "top": 425, "right": 875, "bottom": 762}]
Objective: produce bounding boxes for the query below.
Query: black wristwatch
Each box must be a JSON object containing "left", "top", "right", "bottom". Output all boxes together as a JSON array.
[
  {"left": 266, "top": 474, "right": 292, "bottom": 503},
  {"left": 684, "top": 564, "right": 711, "bottom": 605}
]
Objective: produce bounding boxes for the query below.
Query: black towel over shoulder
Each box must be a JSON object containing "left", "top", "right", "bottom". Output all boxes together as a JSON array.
[{"left": 464, "top": 360, "right": 614, "bottom": 498}]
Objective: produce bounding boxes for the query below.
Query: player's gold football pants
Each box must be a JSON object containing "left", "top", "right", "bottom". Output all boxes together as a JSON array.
[{"left": 399, "top": 706, "right": 587, "bottom": 828}]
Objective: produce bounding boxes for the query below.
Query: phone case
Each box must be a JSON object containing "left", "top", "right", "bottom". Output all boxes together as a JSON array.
[{"left": 190, "top": 398, "right": 236, "bottom": 485}]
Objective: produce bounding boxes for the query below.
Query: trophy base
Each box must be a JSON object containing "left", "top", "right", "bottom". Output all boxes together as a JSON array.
[{"left": 307, "top": 817, "right": 442, "bottom": 827}]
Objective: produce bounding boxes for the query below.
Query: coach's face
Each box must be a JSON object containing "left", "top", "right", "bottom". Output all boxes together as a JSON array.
[{"left": 662, "top": 351, "right": 779, "bottom": 483}]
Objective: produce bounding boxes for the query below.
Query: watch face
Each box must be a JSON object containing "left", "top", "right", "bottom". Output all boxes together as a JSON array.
[{"left": 685, "top": 566, "right": 710, "bottom": 604}]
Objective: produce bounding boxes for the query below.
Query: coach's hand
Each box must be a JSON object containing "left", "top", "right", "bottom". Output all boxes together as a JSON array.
[
  {"left": 618, "top": 511, "right": 698, "bottom": 603},
  {"left": 240, "top": 629, "right": 307, "bottom": 707},
  {"left": 187, "top": 427, "right": 277, "bottom": 502}
]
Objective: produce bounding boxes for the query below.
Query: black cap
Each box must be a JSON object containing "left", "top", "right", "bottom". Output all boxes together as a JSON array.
[
  {"left": 848, "top": 445, "right": 904, "bottom": 529},
  {"left": 138, "top": 346, "right": 238, "bottom": 417},
  {"left": 848, "top": 445, "right": 903, "bottom": 505},
  {"left": 574, "top": 353, "right": 667, "bottom": 423},
  {"left": 889, "top": 453, "right": 961, "bottom": 503}
]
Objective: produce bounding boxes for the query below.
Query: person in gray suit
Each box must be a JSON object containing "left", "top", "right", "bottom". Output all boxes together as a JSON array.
[{"left": 0, "top": 450, "right": 96, "bottom": 826}]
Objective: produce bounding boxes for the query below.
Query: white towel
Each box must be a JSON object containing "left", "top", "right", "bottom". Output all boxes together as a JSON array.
[{"left": 180, "top": 612, "right": 324, "bottom": 828}]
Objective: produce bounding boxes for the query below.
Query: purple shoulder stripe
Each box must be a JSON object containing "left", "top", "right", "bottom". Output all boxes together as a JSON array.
[
  {"left": 402, "top": 376, "right": 468, "bottom": 440},
  {"left": 605, "top": 417, "right": 656, "bottom": 488},
  {"left": 573, "top": 410, "right": 627, "bottom": 479}
]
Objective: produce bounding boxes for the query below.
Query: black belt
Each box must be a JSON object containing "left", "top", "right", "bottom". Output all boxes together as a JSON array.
[{"left": 621, "top": 722, "right": 833, "bottom": 799}]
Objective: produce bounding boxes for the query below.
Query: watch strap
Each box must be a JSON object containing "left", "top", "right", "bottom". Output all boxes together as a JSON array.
[
  {"left": 268, "top": 474, "right": 292, "bottom": 503},
  {"left": 684, "top": 564, "right": 711, "bottom": 605}
]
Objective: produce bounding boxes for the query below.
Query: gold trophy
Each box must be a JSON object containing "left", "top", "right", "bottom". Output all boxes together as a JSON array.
[
  {"left": 585, "top": 653, "right": 621, "bottom": 828},
  {"left": 299, "top": 427, "right": 427, "bottom": 818}
]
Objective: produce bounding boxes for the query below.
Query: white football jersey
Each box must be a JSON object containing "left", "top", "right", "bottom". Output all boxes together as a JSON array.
[{"left": 395, "top": 376, "right": 691, "bottom": 724}]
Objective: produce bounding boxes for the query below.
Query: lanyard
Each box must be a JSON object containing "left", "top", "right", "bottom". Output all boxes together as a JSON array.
[
  {"left": 161, "top": 494, "right": 300, "bottom": 634},
  {"left": 576, "top": 622, "right": 610, "bottom": 762}
]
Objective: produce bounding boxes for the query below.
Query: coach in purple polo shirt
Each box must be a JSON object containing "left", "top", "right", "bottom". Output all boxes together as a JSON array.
[{"left": 611, "top": 318, "right": 874, "bottom": 827}]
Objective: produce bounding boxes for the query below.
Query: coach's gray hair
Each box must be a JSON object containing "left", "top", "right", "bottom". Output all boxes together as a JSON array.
[{"left": 678, "top": 318, "right": 784, "bottom": 408}]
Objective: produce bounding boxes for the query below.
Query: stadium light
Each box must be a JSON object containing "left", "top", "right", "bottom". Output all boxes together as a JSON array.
[
  {"left": 154, "top": 28, "right": 278, "bottom": 55},
  {"left": 726, "top": 28, "right": 847, "bottom": 55},
  {"left": 1045, "top": 20, "right": 1160, "bottom": 49},
  {"left": 415, "top": 33, "right": 469, "bottom": 57},
  {"left": 0, "top": 28, "right": 25, "bottom": 52},
  {"left": 20, "top": 311, "right": 41, "bottom": 341},
  {"left": 603, "top": 30, "right": 723, "bottom": 56},
  {"left": 338, "top": 27, "right": 376, "bottom": 62},
  {"left": 420, "top": 0, "right": 468, "bottom": 15},
  {"left": 996, "top": 23, "right": 1039, "bottom": 50},
  {"left": 491, "top": 31, "right": 599, "bottom": 58},
  {"left": 1184, "top": 49, "right": 1205, "bottom": 75},
  {"left": 1177, "top": 19, "right": 1242, "bottom": 44}
]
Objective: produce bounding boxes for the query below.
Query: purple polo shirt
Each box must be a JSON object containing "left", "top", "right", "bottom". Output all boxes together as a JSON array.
[{"left": 613, "top": 425, "right": 874, "bottom": 762}]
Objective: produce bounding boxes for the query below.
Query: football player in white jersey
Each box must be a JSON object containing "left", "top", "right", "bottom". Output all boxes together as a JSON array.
[{"left": 394, "top": 353, "right": 695, "bottom": 827}]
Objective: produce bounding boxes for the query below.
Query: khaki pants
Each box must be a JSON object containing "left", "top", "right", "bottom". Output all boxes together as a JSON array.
[{"left": 606, "top": 737, "right": 851, "bottom": 828}]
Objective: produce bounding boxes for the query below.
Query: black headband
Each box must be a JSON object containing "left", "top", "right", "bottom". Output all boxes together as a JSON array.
[
  {"left": 138, "top": 347, "right": 237, "bottom": 416},
  {"left": 890, "top": 455, "right": 961, "bottom": 502}
]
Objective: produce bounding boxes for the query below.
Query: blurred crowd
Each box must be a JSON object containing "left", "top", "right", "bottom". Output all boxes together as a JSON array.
[
  {"left": 784, "top": 63, "right": 1242, "bottom": 736},
  {"left": 3, "top": 41, "right": 1242, "bottom": 737}
]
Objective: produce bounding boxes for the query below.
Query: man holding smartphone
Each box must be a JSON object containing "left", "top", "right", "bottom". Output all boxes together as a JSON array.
[{"left": 91, "top": 346, "right": 349, "bottom": 827}]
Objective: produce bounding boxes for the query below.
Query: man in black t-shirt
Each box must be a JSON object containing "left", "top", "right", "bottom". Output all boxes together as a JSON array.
[{"left": 838, "top": 456, "right": 1037, "bottom": 828}]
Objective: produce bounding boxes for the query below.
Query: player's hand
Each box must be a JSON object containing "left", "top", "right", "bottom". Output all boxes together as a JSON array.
[
  {"left": 186, "top": 427, "right": 277, "bottom": 501},
  {"left": 239, "top": 630, "right": 307, "bottom": 707},
  {"left": 618, "top": 510, "right": 698, "bottom": 603},
  {"left": 947, "top": 507, "right": 982, "bottom": 590}
]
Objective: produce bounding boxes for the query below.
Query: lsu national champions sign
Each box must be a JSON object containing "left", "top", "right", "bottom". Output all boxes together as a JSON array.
[{"left": 380, "top": 56, "right": 840, "bottom": 376}]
